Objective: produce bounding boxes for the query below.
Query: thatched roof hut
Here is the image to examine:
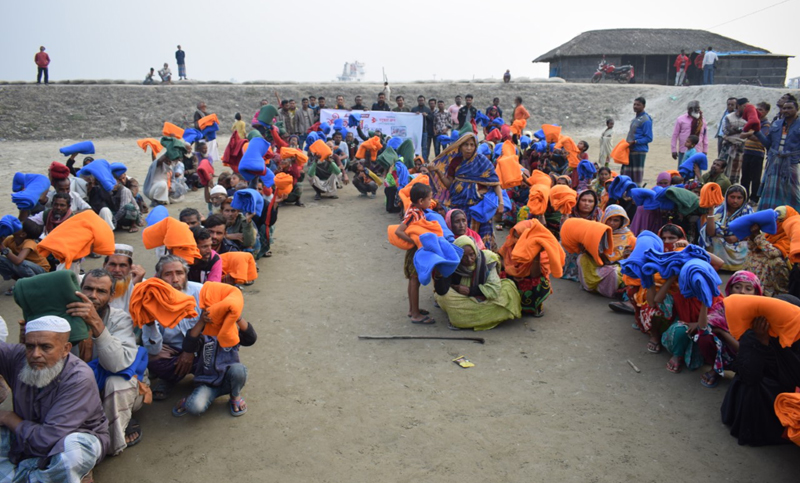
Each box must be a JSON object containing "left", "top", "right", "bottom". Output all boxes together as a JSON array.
[{"left": 533, "top": 29, "right": 790, "bottom": 87}]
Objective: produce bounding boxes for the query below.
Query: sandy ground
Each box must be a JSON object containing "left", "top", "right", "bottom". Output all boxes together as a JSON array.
[{"left": 0, "top": 136, "right": 798, "bottom": 482}]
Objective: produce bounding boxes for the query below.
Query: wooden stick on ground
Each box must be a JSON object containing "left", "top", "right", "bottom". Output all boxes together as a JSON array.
[
  {"left": 627, "top": 359, "right": 641, "bottom": 373},
  {"left": 359, "top": 335, "right": 485, "bottom": 344}
]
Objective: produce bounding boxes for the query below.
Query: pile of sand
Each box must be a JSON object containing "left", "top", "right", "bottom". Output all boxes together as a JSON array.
[{"left": 0, "top": 83, "right": 795, "bottom": 142}]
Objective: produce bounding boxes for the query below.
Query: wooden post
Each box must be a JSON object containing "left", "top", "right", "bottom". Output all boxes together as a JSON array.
[{"left": 643, "top": 56, "right": 647, "bottom": 84}]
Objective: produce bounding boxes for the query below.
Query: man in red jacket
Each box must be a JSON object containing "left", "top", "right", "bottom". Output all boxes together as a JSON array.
[
  {"left": 34, "top": 46, "right": 50, "bottom": 85},
  {"left": 674, "top": 49, "right": 689, "bottom": 86}
]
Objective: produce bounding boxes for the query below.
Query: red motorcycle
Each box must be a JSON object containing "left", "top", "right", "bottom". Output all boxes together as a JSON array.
[{"left": 591, "top": 58, "right": 634, "bottom": 84}]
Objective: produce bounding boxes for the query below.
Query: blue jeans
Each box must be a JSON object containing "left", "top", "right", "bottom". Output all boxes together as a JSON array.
[
  {"left": 0, "top": 427, "right": 101, "bottom": 483},
  {"left": 703, "top": 65, "right": 714, "bottom": 85},
  {"left": 0, "top": 257, "right": 46, "bottom": 281},
  {"left": 184, "top": 363, "right": 248, "bottom": 415}
]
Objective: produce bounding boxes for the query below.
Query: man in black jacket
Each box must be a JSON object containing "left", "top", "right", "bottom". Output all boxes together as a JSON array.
[
  {"left": 372, "top": 92, "right": 391, "bottom": 111},
  {"left": 457, "top": 94, "right": 477, "bottom": 129},
  {"left": 411, "top": 95, "right": 433, "bottom": 161}
]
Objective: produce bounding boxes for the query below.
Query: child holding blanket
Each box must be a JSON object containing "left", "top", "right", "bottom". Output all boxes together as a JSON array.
[{"left": 395, "top": 184, "right": 435, "bottom": 325}]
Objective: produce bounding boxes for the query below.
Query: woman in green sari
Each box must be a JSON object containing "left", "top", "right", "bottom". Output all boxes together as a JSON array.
[{"left": 433, "top": 236, "right": 521, "bottom": 330}]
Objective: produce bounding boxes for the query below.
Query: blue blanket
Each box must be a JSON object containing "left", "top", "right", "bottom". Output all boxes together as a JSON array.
[
  {"left": 413, "top": 233, "right": 464, "bottom": 285},
  {"left": 533, "top": 129, "right": 545, "bottom": 140},
  {"left": 578, "top": 160, "right": 596, "bottom": 180},
  {"left": 304, "top": 132, "right": 320, "bottom": 150},
  {"left": 77, "top": 159, "right": 117, "bottom": 192},
  {"left": 475, "top": 111, "right": 490, "bottom": 127},
  {"left": 348, "top": 114, "right": 360, "bottom": 128},
  {"left": 425, "top": 210, "right": 455, "bottom": 242},
  {"left": 678, "top": 153, "right": 708, "bottom": 179},
  {"left": 239, "top": 138, "right": 270, "bottom": 181},
  {"left": 468, "top": 191, "right": 512, "bottom": 224},
  {"left": 477, "top": 144, "right": 492, "bottom": 157},
  {"left": 653, "top": 186, "right": 675, "bottom": 211},
  {"left": 608, "top": 175, "right": 637, "bottom": 200},
  {"left": 87, "top": 346, "right": 149, "bottom": 391},
  {"left": 202, "top": 122, "right": 219, "bottom": 141},
  {"left": 678, "top": 258, "right": 722, "bottom": 307},
  {"left": 631, "top": 188, "right": 660, "bottom": 210},
  {"left": 59, "top": 141, "right": 95, "bottom": 156},
  {"left": 619, "top": 230, "right": 664, "bottom": 288},
  {"left": 260, "top": 168, "right": 275, "bottom": 189},
  {"left": 11, "top": 173, "right": 50, "bottom": 210},
  {"left": 231, "top": 189, "right": 264, "bottom": 215},
  {"left": 533, "top": 140, "right": 548, "bottom": 153},
  {"left": 182, "top": 128, "right": 204, "bottom": 144},
  {"left": 110, "top": 162, "right": 127, "bottom": 179},
  {"left": 146, "top": 205, "right": 169, "bottom": 227},
  {"left": 642, "top": 244, "right": 710, "bottom": 280},
  {"left": 387, "top": 137, "right": 403, "bottom": 150},
  {"left": 394, "top": 162, "right": 410, "bottom": 189},
  {"left": 727, "top": 209, "right": 778, "bottom": 240},
  {"left": 519, "top": 135, "right": 532, "bottom": 149},
  {"left": 0, "top": 215, "right": 22, "bottom": 238}
]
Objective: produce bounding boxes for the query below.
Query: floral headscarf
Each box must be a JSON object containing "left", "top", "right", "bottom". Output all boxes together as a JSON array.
[
  {"left": 724, "top": 270, "right": 763, "bottom": 296},
  {"left": 602, "top": 204, "right": 631, "bottom": 234}
]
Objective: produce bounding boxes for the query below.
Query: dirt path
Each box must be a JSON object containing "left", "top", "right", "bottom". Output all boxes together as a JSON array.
[{"left": 0, "top": 139, "right": 797, "bottom": 482}]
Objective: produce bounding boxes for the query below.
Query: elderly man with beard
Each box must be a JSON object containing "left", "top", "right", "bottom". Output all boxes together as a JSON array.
[
  {"left": 67, "top": 268, "right": 148, "bottom": 456},
  {"left": 0, "top": 316, "right": 109, "bottom": 482},
  {"left": 142, "top": 255, "right": 202, "bottom": 401},
  {"left": 102, "top": 244, "right": 145, "bottom": 314}
]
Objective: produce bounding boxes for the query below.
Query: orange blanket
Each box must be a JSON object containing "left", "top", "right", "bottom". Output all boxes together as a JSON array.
[
  {"left": 774, "top": 392, "right": 800, "bottom": 446},
  {"left": 527, "top": 184, "right": 551, "bottom": 216},
  {"left": 549, "top": 185, "right": 577, "bottom": 215},
  {"left": 511, "top": 119, "right": 527, "bottom": 137},
  {"left": 137, "top": 138, "right": 163, "bottom": 155},
  {"left": 699, "top": 182, "right": 724, "bottom": 208},
  {"left": 666, "top": 170, "right": 681, "bottom": 179},
  {"left": 141, "top": 217, "right": 201, "bottom": 264},
  {"left": 555, "top": 136, "right": 580, "bottom": 168},
  {"left": 129, "top": 278, "right": 198, "bottom": 328},
  {"left": 499, "top": 220, "right": 533, "bottom": 277},
  {"left": 610, "top": 140, "right": 630, "bottom": 165},
  {"left": 766, "top": 206, "right": 799, "bottom": 258},
  {"left": 199, "top": 282, "right": 244, "bottom": 348},
  {"left": 542, "top": 124, "right": 561, "bottom": 144},
  {"left": 509, "top": 219, "right": 566, "bottom": 278},
  {"left": 501, "top": 140, "right": 517, "bottom": 157},
  {"left": 725, "top": 294, "right": 800, "bottom": 347},
  {"left": 560, "top": 218, "right": 614, "bottom": 266},
  {"left": 355, "top": 136, "right": 382, "bottom": 161},
  {"left": 309, "top": 139, "right": 332, "bottom": 160},
  {"left": 163, "top": 122, "right": 185, "bottom": 139},
  {"left": 388, "top": 219, "right": 444, "bottom": 250},
  {"left": 220, "top": 252, "right": 258, "bottom": 284},
  {"left": 527, "top": 169, "right": 552, "bottom": 187},
  {"left": 782, "top": 216, "right": 800, "bottom": 263},
  {"left": 398, "top": 175, "right": 430, "bottom": 212},
  {"left": 496, "top": 155, "right": 523, "bottom": 189},
  {"left": 280, "top": 147, "right": 309, "bottom": 167},
  {"left": 274, "top": 172, "right": 294, "bottom": 197},
  {"left": 37, "top": 210, "right": 114, "bottom": 269},
  {"left": 198, "top": 114, "right": 219, "bottom": 130}
]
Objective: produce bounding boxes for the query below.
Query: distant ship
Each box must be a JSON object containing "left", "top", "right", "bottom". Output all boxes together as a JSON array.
[{"left": 337, "top": 61, "right": 365, "bottom": 82}]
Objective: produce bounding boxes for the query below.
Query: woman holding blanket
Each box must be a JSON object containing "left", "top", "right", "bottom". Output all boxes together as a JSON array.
[
  {"left": 434, "top": 236, "right": 521, "bottom": 330},
  {"left": 700, "top": 184, "right": 752, "bottom": 271},
  {"left": 578, "top": 205, "right": 636, "bottom": 298},
  {"left": 562, "top": 190, "right": 602, "bottom": 281},
  {"left": 743, "top": 206, "right": 795, "bottom": 297},
  {"left": 427, "top": 133, "right": 502, "bottom": 250}
]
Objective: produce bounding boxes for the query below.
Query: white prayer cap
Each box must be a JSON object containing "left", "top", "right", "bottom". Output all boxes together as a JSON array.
[
  {"left": 25, "top": 316, "right": 71, "bottom": 334},
  {"left": 114, "top": 244, "right": 134, "bottom": 259},
  {"left": 210, "top": 185, "right": 227, "bottom": 197}
]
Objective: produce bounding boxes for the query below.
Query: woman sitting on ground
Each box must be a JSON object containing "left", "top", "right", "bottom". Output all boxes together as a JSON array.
[
  {"left": 700, "top": 184, "right": 752, "bottom": 271},
  {"left": 721, "top": 294, "right": 800, "bottom": 446},
  {"left": 578, "top": 204, "right": 636, "bottom": 298},
  {"left": 498, "top": 219, "right": 555, "bottom": 317},
  {"left": 445, "top": 209, "right": 485, "bottom": 250},
  {"left": 562, "top": 189, "right": 602, "bottom": 282},
  {"left": 433, "top": 236, "right": 521, "bottom": 330},
  {"left": 629, "top": 171, "right": 671, "bottom": 236},
  {"left": 743, "top": 206, "right": 795, "bottom": 297}
]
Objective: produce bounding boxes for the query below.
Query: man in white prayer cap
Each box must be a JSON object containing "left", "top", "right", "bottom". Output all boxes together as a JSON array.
[
  {"left": 0, "top": 315, "right": 109, "bottom": 482},
  {"left": 102, "top": 243, "right": 145, "bottom": 314}
]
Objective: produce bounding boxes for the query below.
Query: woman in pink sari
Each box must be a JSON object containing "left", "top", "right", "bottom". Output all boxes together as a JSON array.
[{"left": 445, "top": 209, "right": 485, "bottom": 250}]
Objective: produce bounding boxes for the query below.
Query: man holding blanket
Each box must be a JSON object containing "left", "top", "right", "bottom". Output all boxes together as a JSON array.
[{"left": 67, "top": 269, "right": 148, "bottom": 455}]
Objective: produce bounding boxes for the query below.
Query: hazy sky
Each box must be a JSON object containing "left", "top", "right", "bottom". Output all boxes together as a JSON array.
[{"left": 3, "top": 0, "right": 798, "bottom": 83}]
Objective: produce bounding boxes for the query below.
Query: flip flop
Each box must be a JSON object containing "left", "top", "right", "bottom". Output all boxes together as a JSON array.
[
  {"left": 609, "top": 301, "right": 635, "bottom": 314},
  {"left": 230, "top": 397, "right": 247, "bottom": 417},
  {"left": 125, "top": 418, "right": 143, "bottom": 447},
  {"left": 411, "top": 315, "right": 435, "bottom": 325},
  {"left": 408, "top": 309, "right": 430, "bottom": 317},
  {"left": 666, "top": 359, "right": 682, "bottom": 374},
  {"left": 647, "top": 341, "right": 661, "bottom": 354},
  {"left": 153, "top": 380, "right": 171, "bottom": 401},
  {"left": 701, "top": 371, "right": 721, "bottom": 388},
  {"left": 172, "top": 397, "right": 188, "bottom": 417}
]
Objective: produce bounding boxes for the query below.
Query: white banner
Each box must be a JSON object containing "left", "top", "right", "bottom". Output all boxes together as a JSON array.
[{"left": 319, "top": 109, "right": 423, "bottom": 155}]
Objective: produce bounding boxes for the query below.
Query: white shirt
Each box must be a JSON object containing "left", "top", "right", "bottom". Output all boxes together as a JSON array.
[
  {"left": 46, "top": 190, "right": 91, "bottom": 212},
  {"left": 703, "top": 51, "right": 718, "bottom": 66}
]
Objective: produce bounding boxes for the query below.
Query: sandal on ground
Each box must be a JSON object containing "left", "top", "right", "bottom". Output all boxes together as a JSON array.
[
  {"left": 411, "top": 315, "right": 436, "bottom": 325},
  {"left": 263, "top": 251, "right": 272, "bottom": 258},
  {"left": 125, "top": 418, "right": 143, "bottom": 447},
  {"left": 408, "top": 309, "right": 430, "bottom": 317},
  {"left": 295, "top": 201, "right": 305, "bottom": 207},
  {"left": 152, "top": 380, "right": 172, "bottom": 401},
  {"left": 701, "top": 370, "right": 721, "bottom": 388},
  {"left": 666, "top": 359, "right": 682, "bottom": 374},
  {"left": 128, "top": 226, "right": 139, "bottom": 233},
  {"left": 647, "top": 341, "right": 661, "bottom": 354},
  {"left": 172, "top": 397, "right": 188, "bottom": 417},
  {"left": 447, "top": 322, "right": 464, "bottom": 331},
  {"left": 609, "top": 301, "right": 635, "bottom": 314},
  {"left": 230, "top": 397, "right": 247, "bottom": 417},
  {"left": 3, "top": 287, "right": 13, "bottom": 296},
  {"left": 531, "top": 308, "right": 545, "bottom": 318},
  {"left": 314, "top": 194, "right": 322, "bottom": 200}
]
